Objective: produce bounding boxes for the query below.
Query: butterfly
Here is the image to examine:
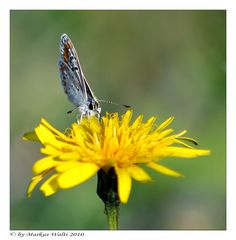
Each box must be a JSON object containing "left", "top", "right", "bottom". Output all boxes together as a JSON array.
[{"left": 58, "top": 33, "right": 101, "bottom": 122}]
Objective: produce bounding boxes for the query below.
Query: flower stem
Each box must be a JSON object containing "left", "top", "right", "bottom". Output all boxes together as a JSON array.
[
  {"left": 105, "top": 203, "right": 119, "bottom": 230},
  {"left": 97, "top": 168, "right": 120, "bottom": 230}
]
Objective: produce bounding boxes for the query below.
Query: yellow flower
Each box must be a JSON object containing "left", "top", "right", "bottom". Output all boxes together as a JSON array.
[{"left": 24, "top": 110, "right": 210, "bottom": 203}]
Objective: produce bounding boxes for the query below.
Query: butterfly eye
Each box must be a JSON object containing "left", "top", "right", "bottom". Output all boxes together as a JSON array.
[{"left": 88, "top": 103, "right": 94, "bottom": 110}]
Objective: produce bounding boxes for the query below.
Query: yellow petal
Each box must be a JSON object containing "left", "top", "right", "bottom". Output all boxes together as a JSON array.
[
  {"left": 157, "top": 116, "right": 174, "bottom": 131},
  {"left": 41, "top": 118, "right": 69, "bottom": 141},
  {"left": 128, "top": 165, "right": 152, "bottom": 182},
  {"left": 22, "top": 131, "right": 40, "bottom": 141},
  {"left": 177, "top": 136, "right": 198, "bottom": 146},
  {"left": 157, "top": 128, "right": 174, "bottom": 138},
  {"left": 26, "top": 171, "right": 49, "bottom": 197},
  {"left": 120, "top": 110, "right": 132, "bottom": 128},
  {"left": 55, "top": 160, "right": 79, "bottom": 172},
  {"left": 40, "top": 145, "right": 62, "bottom": 156},
  {"left": 163, "top": 147, "right": 211, "bottom": 158},
  {"left": 35, "top": 121, "right": 75, "bottom": 150},
  {"left": 40, "top": 140, "right": 81, "bottom": 156},
  {"left": 147, "top": 162, "right": 183, "bottom": 177},
  {"left": 173, "top": 130, "right": 187, "bottom": 138},
  {"left": 32, "top": 156, "right": 60, "bottom": 174},
  {"left": 58, "top": 152, "right": 80, "bottom": 161},
  {"left": 115, "top": 167, "right": 132, "bottom": 203},
  {"left": 57, "top": 162, "right": 99, "bottom": 189},
  {"left": 35, "top": 122, "right": 57, "bottom": 144},
  {"left": 174, "top": 139, "right": 194, "bottom": 149},
  {"left": 130, "top": 115, "right": 143, "bottom": 130},
  {"left": 40, "top": 174, "right": 60, "bottom": 196},
  {"left": 138, "top": 116, "right": 157, "bottom": 134}
]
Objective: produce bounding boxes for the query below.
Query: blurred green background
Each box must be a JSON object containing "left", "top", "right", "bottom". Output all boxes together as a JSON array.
[{"left": 10, "top": 10, "right": 226, "bottom": 230}]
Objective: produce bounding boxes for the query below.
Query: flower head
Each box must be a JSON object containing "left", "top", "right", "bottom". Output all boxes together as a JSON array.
[{"left": 24, "top": 110, "right": 210, "bottom": 203}]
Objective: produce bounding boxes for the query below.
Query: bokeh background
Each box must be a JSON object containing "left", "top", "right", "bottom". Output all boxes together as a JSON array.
[{"left": 10, "top": 10, "right": 226, "bottom": 230}]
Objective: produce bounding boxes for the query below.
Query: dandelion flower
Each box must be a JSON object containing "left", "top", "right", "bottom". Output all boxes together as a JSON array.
[{"left": 24, "top": 110, "right": 210, "bottom": 204}]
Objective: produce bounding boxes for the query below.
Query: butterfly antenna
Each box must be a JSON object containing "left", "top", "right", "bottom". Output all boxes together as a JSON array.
[
  {"left": 67, "top": 107, "right": 78, "bottom": 114},
  {"left": 99, "top": 99, "right": 131, "bottom": 109}
]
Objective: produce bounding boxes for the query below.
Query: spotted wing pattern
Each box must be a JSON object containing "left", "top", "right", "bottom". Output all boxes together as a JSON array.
[{"left": 58, "top": 33, "right": 101, "bottom": 119}]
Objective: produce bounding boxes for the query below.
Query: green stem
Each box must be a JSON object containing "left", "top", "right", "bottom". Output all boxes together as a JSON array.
[
  {"left": 97, "top": 168, "right": 120, "bottom": 230},
  {"left": 105, "top": 203, "right": 119, "bottom": 230}
]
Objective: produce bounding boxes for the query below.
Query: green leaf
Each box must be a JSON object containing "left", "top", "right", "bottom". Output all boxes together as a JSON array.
[{"left": 22, "top": 131, "right": 39, "bottom": 141}]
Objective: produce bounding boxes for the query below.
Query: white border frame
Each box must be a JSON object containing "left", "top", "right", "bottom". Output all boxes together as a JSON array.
[{"left": 1, "top": 1, "right": 235, "bottom": 239}]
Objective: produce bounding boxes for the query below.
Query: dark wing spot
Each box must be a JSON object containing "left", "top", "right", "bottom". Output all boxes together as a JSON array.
[{"left": 71, "top": 66, "right": 78, "bottom": 71}]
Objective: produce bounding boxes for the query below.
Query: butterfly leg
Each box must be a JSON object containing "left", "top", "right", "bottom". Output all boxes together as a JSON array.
[
  {"left": 75, "top": 112, "right": 83, "bottom": 124},
  {"left": 79, "top": 113, "right": 84, "bottom": 124}
]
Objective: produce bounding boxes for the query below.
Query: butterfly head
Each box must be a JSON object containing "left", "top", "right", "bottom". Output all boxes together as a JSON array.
[
  {"left": 87, "top": 99, "right": 101, "bottom": 117},
  {"left": 77, "top": 100, "right": 101, "bottom": 121}
]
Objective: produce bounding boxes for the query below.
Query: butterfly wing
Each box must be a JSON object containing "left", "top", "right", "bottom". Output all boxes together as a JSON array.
[
  {"left": 58, "top": 60, "right": 85, "bottom": 107},
  {"left": 60, "top": 34, "right": 88, "bottom": 105},
  {"left": 59, "top": 33, "right": 100, "bottom": 117}
]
